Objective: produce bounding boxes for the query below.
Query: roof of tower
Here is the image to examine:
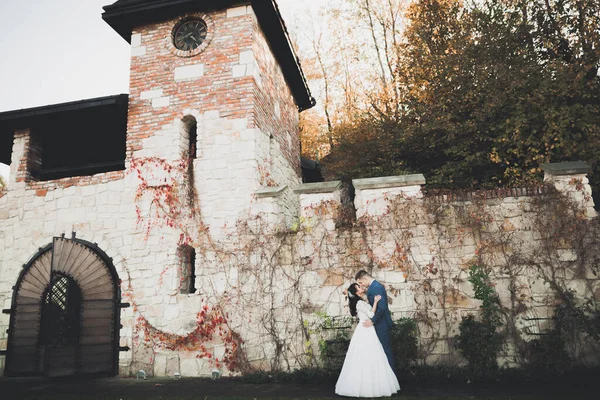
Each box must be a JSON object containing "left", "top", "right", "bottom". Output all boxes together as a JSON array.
[{"left": 102, "top": 0, "right": 316, "bottom": 111}]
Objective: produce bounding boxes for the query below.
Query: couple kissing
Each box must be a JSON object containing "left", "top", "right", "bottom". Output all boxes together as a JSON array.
[{"left": 335, "top": 270, "right": 400, "bottom": 397}]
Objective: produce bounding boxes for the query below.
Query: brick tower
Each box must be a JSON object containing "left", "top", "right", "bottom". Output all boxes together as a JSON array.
[{"left": 103, "top": 0, "right": 314, "bottom": 231}]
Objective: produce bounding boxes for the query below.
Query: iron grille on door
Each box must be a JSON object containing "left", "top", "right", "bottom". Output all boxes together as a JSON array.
[{"left": 42, "top": 274, "right": 81, "bottom": 347}]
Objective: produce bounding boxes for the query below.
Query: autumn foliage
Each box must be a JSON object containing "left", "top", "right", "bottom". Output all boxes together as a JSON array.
[{"left": 298, "top": 0, "right": 600, "bottom": 192}]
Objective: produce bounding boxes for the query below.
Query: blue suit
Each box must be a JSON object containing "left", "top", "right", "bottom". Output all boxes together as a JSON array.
[{"left": 367, "top": 280, "right": 396, "bottom": 372}]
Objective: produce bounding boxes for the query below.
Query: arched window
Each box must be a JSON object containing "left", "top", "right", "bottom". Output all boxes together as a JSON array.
[
  {"left": 182, "top": 115, "right": 197, "bottom": 159},
  {"left": 178, "top": 245, "right": 196, "bottom": 294}
]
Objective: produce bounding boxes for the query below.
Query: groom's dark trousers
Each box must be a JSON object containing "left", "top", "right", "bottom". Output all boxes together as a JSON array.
[{"left": 367, "top": 280, "right": 396, "bottom": 372}]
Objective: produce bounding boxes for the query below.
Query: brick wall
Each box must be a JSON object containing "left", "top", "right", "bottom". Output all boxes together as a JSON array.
[
  {"left": 251, "top": 16, "right": 301, "bottom": 179},
  {"left": 127, "top": 8, "right": 256, "bottom": 151}
]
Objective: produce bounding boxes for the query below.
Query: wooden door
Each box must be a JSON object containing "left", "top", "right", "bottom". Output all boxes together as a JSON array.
[
  {"left": 5, "top": 248, "right": 52, "bottom": 375},
  {"left": 6, "top": 237, "right": 120, "bottom": 377}
]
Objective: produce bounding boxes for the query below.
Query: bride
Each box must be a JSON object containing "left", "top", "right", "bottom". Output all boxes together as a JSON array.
[{"left": 335, "top": 283, "right": 400, "bottom": 397}]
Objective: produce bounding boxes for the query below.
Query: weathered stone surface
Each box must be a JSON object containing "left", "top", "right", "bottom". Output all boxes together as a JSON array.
[
  {"left": 153, "top": 353, "right": 167, "bottom": 377},
  {"left": 294, "top": 181, "right": 341, "bottom": 194},
  {"left": 541, "top": 161, "right": 590, "bottom": 175},
  {"left": 318, "top": 269, "right": 345, "bottom": 287},
  {"left": 166, "top": 354, "right": 181, "bottom": 377},
  {"left": 353, "top": 174, "right": 426, "bottom": 190}
]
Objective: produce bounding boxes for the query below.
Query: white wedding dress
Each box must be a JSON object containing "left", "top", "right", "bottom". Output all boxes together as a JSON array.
[{"left": 335, "top": 300, "right": 400, "bottom": 397}]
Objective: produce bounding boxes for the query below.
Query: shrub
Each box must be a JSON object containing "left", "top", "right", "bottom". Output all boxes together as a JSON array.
[
  {"left": 455, "top": 264, "right": 504, "bottom": 375},
  {"left": 391, "top": 317, "right": 418, "bottom": 370},
  {"left": 456, "top": 314, "right": 503, "bottom": 374},
  {"left": 313, "top": 312, "right": 352, "bottom": 371},
  {"left": 524, "top": 330, "right": 571, "bottom": 374}
]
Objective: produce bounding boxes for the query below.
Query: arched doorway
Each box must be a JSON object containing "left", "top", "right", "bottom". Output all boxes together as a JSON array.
[{"left": 5, "top": 237, "right": 121, "bottom": 377}]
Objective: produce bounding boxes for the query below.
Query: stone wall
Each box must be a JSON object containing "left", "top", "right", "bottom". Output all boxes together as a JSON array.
[
  {"left": 184, "top": 162, "right": 599, "bottom": 372},
  {"left": 1, "top": 138, "right": 598, "bottom": 377}
]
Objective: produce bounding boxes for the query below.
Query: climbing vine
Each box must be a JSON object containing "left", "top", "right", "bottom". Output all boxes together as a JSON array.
[{"left": 122, "top": 153, "right": 600, "bottom": 377}]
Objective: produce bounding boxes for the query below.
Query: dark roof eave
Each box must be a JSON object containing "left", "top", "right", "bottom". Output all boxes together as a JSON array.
[
  {"left": 0, "top": 94, "right": 129, "bottom": 124},
  {"left": 102, "top": 0, "right": 315, "bottom": 111}
]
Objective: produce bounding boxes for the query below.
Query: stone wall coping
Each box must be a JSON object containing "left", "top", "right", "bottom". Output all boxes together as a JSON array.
[
  {"left": 293, "top": 181, "right": 341, "bottom": 194},
  {"left": 255, "top": 185, "right": 287, "bottom": 198},
  {"left": 353, "top": 174, "right": 426, "bottom": 190},
  {"left": 541, "top": 161, "right": 590, "bottom": 176}
]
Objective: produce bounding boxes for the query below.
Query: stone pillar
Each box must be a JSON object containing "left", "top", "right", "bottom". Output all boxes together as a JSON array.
[
  {"left": 250, "top": 185, "right": 288, "bottom": 232},
  {"left": 353, "top": 174, "right": 426, "bottom": 219},
  {"left": 541, "top": 161, "right": 597, "bottom": 218},
  {"left": 293, "top": 181, "right": 342, "bottom": 231}
]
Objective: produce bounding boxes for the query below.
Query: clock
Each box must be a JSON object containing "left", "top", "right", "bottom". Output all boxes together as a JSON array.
[
  {"left": 173, "top": 18, "right": 208, "bottom": 52},
  {"left": 167, "top": 14, "right": 213, "bottom": 57}
]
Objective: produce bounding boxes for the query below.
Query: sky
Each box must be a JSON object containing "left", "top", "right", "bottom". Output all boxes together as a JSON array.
[
  {"left": 0, "top": 0, "right": 321, "bottom": 181},
  {"left": 0, "top": 0, "right": 131, "bottom": 112}
]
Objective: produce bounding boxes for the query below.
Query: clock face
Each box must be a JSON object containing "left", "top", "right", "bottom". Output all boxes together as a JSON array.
[{"left": 173, "top": 19, "right": 207, "bottom": 51}]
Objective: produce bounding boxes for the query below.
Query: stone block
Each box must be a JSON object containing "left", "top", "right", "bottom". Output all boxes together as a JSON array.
[
  {"left": 502, "top": 203, "right": 522, "bottom": 218},
  {"left": 166, "top": 354, "right": 180, "bottom": 376},
  {"left": 593, "top": 282, "right": 600, "bottom": 302},
  {"left": 152, "top": 97, "right": 170, "bottom": 109},
  {"left": 140, "top": 89, "right": 163, "bottom": 100},
  {"left": 131, "top": 33, "right": 142, "bottom": 47},
  {"left": 557, "top": 249, "right": 577, "bottom": 262},
  {"left": 213, "top": 344, "right": 226, "bottom": 362},
  {"left": 431, "top": 339, "right": 450, "bottom": 355},
  {"left": 566, "top": 279, "right": 588, "bottom": 298},
  {"left": 131, "top": 46, "right": 146, "bottom": 57},
  {"left": 56, "top": 197, "right": 70, "bottom": 209},
  {"left": 179, "top": 357, "right": 201, "bottom": 377},
  {"left": 541, "top": 161, "right": 590, "bottom": 176},
  {"left": 381, "top": 271, "right": 407, "bottom": 285},
  {"left": 239, "top": 50, "right": 254, "bottom": 64},
  {"left": 203, "top": 110, "right": 220, "bottom": 120},
  {"left": 164, "top": 305, "right": 180, "bottom": 321},
  {"left": 153, "top": 353, "right": 167, "bottom": 377},
  {"left": 586, "top": 265, "right": 600, "bottom": 280},
  {"left": 317, "top": 269, "right": 345, "bottom": 287},
  {"left": 174, "top": 64, "right": 204, "bottom": 81},
  {"left": 227, "top": 6, "right": 247, "bottom": 18},
  {"left": 232, "top": 65, "right": 247, "bottom": 78}
]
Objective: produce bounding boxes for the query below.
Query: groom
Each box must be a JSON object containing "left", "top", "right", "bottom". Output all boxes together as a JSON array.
[{"left": 356, "top": 269, "right": 396, "bottom": 372}]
